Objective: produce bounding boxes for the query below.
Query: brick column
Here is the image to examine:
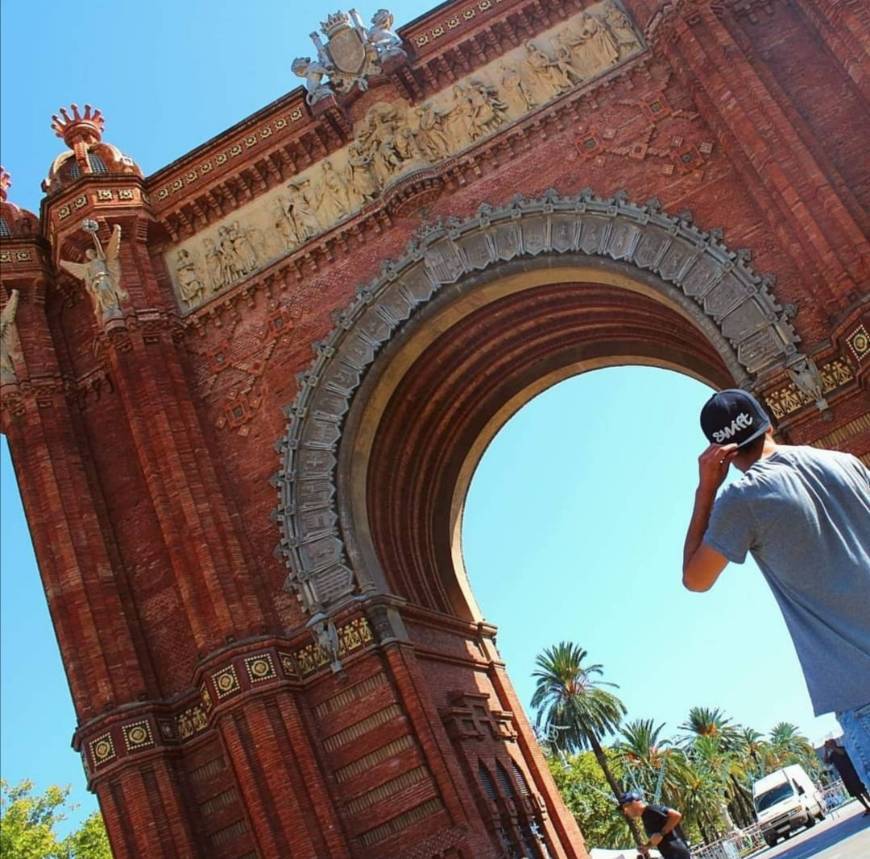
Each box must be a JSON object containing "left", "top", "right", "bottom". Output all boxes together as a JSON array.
[{"left": 648, "top": 2, "right": 868, "bottom": 313}]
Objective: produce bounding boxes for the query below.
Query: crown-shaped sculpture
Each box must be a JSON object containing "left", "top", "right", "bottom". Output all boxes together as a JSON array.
[
  {"left": 51, "top": 103, "right": 105, "bottom": 150},
  {"left": 0, "top": 166, "right": 10, "bottom": 204},
  {"left": 321, "top": 10, "right": 352, "bottom": 36},
  {"left": 43, "top": 104, "right": 140, "bottom": 194}
]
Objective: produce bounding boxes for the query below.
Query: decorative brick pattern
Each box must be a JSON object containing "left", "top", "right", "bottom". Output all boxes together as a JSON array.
[
  {"left": 764, "top": 358, "right": 855, "bottom": 419},
  {"left": 335, "top": 736, "right": 416, "bottom": 784},
  {"left": 322, "top": 704, "right": 404, "bottom": 752},
  {"left": 358, "top": 798, "right": 445, "bottom": 848}
]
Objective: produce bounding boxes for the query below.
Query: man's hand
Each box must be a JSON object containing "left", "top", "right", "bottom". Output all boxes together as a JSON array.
[
  {"left": 648, "top": 833, "right": 663, "bottom": 847},
  {"left": 697, "top": 443, "right": 739, "bottom": 492},
  {"left": 682, "top": 444, "right": 735, "bottom": 591}
]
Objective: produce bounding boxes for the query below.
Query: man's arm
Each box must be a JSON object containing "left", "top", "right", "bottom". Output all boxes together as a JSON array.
[
  {"left": 682, "top": 444, "right": 736, "bottom": 592},
  {"left": 647, "top": 808, "right": 683, "bottom": 848}
]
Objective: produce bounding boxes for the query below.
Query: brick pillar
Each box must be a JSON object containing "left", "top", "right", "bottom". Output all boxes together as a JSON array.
[
  {"left": 217, "top": 692, "right": 352, "bottom": 858},
  {"left": 647, "top": 1, "right": 868, "bottom": 312},
  {"left": 1, "top": 274, "right": 155, "bottom": 720}
]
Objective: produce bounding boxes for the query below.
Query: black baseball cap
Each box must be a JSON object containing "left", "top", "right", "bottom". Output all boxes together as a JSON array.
[
  {"left": 617, "top": 790, "right": 643, "bottom": 807},
  {"left": 700, "top": 389, "right": 770, "bottom": 448}
]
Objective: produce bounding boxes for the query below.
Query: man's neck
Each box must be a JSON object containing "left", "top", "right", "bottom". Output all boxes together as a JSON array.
[{"left": 736, "top": 436, "right": 780, "bottom": 472}]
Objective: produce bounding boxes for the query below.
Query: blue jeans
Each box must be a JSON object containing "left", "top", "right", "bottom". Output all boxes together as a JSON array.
[{"left": 837, "top": 702, "right": 870, "bottom": 791}]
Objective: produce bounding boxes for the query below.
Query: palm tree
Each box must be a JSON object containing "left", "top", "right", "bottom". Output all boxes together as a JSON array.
[
  {"left": 531, "top": 642, "right": 640, "bottom": 845},
  {"left": 769, "top": 722, "right": 818, "bottom": 774},
  {"left": 670, "top": 755, "right": 729, "bottom": 844},
  {"left": 615, "top": 719, "right": 682, "bottom": 805},
  {"left": 769, "top": 722, "right": 813, "bottom": 757},
  {"left": 679, "top": 706, "right": 741, "bottom": 751},
  {"left": 737, "top": 727, "right": 770, "bottom": 778}
]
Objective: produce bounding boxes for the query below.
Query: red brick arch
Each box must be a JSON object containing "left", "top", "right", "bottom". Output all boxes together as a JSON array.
[{"left": 276, "top": 191, "right": 803, "bottom": 616}]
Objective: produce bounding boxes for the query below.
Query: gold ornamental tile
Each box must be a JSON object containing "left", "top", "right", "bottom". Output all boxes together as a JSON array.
[
  {"left": 212, "top": 664, "right": 241, "bottom": 700},
  {"left": 122, "top": 720, "right": 154, "bottom": 752},
  {"left": 244, "top": 652, "right": 277, "bottom": 683},
  {"left": 89, "top": 733, "right": 116, "bottom": 767}
]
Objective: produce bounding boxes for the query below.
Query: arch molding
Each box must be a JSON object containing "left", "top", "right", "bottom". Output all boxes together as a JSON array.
[{"left": 274, "top": 190, "right": 802, "bottom": 614}]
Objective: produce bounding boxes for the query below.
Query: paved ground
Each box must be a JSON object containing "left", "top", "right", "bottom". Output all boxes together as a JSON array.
[{"left": 755, "top": 800, "right": 870, "bottom": 859}]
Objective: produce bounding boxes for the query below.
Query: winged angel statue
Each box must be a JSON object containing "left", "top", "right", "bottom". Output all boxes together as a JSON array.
[
  {"left": 0, "top": 289, "right": 20, "bottom": 383},
  {"left": 59, "top": 219, "right": 127, "bottom": 324}
]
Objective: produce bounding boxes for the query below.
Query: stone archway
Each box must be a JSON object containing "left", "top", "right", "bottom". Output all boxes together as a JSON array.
[{"left": 275, "top": 190, "right": 803, "bottom": 616}]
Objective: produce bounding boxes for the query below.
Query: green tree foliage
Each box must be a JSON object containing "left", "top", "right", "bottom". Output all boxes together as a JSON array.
[
  {"left": 0, "top": 780, "right": 111, "bottom": 859},
  {"left": 547, "top": 750, "right": 633, "bottom": 850},
  {"left": 531, "top": 643, "right": 644, "bottom": 847},
  {"left": 531, "top": 653, "right": 832, "bottom": 852}
]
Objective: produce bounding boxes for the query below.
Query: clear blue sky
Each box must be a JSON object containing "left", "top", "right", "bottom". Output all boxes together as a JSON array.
[{"left": 1, "top": 0, "right": 838, "bottom": 834}]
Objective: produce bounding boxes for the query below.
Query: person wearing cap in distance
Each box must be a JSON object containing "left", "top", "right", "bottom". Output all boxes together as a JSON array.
[
  {"left": 682, "top": 388, "right": 870, "bottom": 790},
  {"left": 618, "top": 791, "right": 690, "bottom": 858}
]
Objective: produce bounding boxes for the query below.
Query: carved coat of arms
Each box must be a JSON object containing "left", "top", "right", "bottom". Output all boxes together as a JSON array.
[
  {"left": 318, "top": 11, "right": 372, "bottom": 78},
  {"left": 293, "top": 8, "right": 406, "bottom": 104}
]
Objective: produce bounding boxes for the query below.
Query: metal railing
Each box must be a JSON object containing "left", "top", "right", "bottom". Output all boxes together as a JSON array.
[{"left": 688, "top": 780, "right": 852, "bottom": 859}]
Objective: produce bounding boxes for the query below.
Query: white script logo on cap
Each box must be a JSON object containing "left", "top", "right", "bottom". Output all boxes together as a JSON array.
[{"left": 713, "top": 412, "right": 753, "bottom": 444}]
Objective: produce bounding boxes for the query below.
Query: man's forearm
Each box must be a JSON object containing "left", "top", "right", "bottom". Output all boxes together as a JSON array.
[{"left": 683, "top": 485, "right": 716, "bottom": 570}]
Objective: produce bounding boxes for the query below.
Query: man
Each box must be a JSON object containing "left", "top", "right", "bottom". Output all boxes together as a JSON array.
[
  {"left": 824, "top": 739, "right": 870, "bottom": 815},
  {"left": 682, "top": 388, "right": 870, "bottom": 788},
  {"left": 618, "top": 790, "right": 690, "bottom": 858}
]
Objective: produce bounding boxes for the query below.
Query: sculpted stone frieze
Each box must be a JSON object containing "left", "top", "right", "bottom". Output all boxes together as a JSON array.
[{"left": 164, "top": 1, "right": 644, "bottom": 312}]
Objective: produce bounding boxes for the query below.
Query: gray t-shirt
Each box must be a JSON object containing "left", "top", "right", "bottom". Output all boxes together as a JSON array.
[{"left": 704, "top": 445, "right": 870, "bottom": 716}]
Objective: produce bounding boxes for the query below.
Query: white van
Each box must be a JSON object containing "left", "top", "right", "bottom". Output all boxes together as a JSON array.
[{"left": 752, "top": 765, "right": 826, "bottom": 847}]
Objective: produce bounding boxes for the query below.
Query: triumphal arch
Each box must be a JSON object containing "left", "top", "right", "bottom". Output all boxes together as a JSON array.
[{"left": 1, "top": 0, "right": 867, "bottom": 855}]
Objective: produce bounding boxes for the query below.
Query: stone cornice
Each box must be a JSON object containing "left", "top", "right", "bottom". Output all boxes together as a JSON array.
[{"left": 140, "top": 0, "right": 593, "bottom": 231}]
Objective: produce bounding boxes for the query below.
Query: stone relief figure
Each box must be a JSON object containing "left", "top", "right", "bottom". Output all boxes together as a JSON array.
[
  {"left": 395, "top": 125, "right": 424, "bottom": 162},
  {"left": 59, "top": 220, "right": 128, "bottom": 324},
  {"left": 788, "top": 356, "right": 827, "bottom": 409},
  {"left": 356, "top": 103, "right": 407, "bottom": 186},
  {"left": 501, "top": 65, "right": 538, "bottom": 112},
  {"left": 318, "top": 159, "right": 352, "bottom": 221},
  {"left": 555, "top": 45, "right": 584, "bottom": 85},
  {"left": 560, "top": 12, "right": 620, "bottom": 78},
  {"left": 174, "top": 249, "right": 208, "bottom": 307},
  {"left": 603, "top": 2, "right": 641, "bottom": 54},
  {"left": 217, "top": 225, "right": 246, "bottom": 285},
  {"left": 273, "top": 196, "right": 301, "bottom": 250},
  {"left": 447, "top": 84, "right": 476, "bottom": 144},
  {"left": 313, "top": 618, "right": 343, "bottom": 673},
  {"left": 165, "top": 7, "right": 646, "bottom": 312},
  {"left": 346, "top": 140, "right": 380, "bottom": 202},
  {"left": 0, "top": 289, "right": 20, "bottom": 383},
  {"left": 414, "top": 103, "right": 452, "bottom": 160},
  {"left": 292, "top": 56, "right": 334, "bottom": 105},
  {"left": 524, "top": 42, "right": 572, "bottom": 100},
  {"left": 287, "top": 179, "right": 321, "bottom": 241},
  {"left": 465, "top": 80, "right": 509, "bottom": 139},
  {"left": 228, "top": 220, "right": 260, "bottom": 272},
  {"left": 203, "top": 238, "right": 224, "bottom": 290}
]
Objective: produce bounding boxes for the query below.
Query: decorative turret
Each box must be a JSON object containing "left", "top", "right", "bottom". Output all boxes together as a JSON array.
[
  {"left": 0, "top": 167, "right": 38, "bottom": 237},
  {"left": 43, "top": 104, "right": 141, "bottom": 194}
]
